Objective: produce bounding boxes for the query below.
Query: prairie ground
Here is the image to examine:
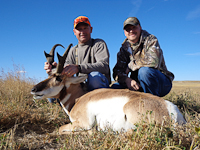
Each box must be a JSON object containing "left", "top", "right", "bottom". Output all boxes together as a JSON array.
[
  {"left": 0, "top": 68, "right": 200, "bottom": 150},
  {"left": 171, "top": 81, "right": 200, "bottom": 94}
]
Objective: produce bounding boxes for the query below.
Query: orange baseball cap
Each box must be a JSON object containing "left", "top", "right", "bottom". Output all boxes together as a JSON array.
[{"left": 74, "top": 16, "right": 91, "bottom": 28}]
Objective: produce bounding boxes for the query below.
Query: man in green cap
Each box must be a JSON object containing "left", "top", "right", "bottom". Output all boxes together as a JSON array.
[{"left": 112, "top": 17, "right": 174, "bottom": 97}]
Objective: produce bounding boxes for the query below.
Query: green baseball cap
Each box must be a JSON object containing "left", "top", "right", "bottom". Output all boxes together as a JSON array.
[{"left": 123, "top": 17, "right": 140, "bottom": 29}]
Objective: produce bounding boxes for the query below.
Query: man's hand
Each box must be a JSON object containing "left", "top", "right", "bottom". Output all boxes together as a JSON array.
[
  {"left": 62, "top": 64, "right": 79, "bottom": 77},
  {"left": 44, "top": 62, "right": 57, "bottom": 74},
  {"left": 125, "top": 77, "right": 141, "bottom": 91}
]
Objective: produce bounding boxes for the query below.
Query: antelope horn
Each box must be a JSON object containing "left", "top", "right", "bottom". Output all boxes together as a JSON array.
[
  {"left": 56, "top": 44, "right": 73, "bottom": 74},
  {"left": 44, "top": 44, "right": 65, "bottom": 68}
]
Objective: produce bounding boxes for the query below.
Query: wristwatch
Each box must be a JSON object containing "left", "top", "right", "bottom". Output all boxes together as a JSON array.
[{"left": 78, "top": 65, "right": 81, "bottom": 73}]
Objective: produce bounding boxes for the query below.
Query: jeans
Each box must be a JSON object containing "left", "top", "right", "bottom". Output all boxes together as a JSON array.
[
  {"left": 87, "top": 71, "right": 109, "bottom": 91},
  {"left": 111, "top": 67, "right": 172, "bottom": 97},
  {"left": 47, "top": 71, "right": 109, "bottom": 103}
]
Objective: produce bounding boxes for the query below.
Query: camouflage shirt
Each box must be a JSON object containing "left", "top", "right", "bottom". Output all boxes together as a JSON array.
[{"left": 113, "top": 30, "right": 174, "bottom": 87}]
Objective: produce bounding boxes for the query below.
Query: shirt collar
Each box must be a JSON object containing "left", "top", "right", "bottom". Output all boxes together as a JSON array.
[{"left": 78, "top": 38, "right": 92, "bottom": 47}]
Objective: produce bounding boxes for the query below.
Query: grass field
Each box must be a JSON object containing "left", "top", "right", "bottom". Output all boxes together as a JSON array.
[
  {"left": 0, "top": 67, "right": 200, "bottom": 150},
  {"left": 171, "top": 81, "right": 200, "bottom": 94}
]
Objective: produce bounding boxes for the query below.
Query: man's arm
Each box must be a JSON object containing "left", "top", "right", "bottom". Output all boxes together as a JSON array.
[
  {"left": 128, "top": 36, "right": 162, "bottom": 71},
  {"left": 113, "top": 47, "right": 141, "bottom": 90},
  {"left": 113, "top": 47, "right": 130, "bottom": 87},
  {"left": 79, "top": 39, "right": 110, "bottom": 74}
]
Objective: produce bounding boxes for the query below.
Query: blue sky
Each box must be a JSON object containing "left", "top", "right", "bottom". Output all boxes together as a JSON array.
[{"left": 0, "top": 0, "right": 200, "bottom": 81}]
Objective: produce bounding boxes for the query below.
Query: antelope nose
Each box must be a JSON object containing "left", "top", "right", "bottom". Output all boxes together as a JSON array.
[{"left": 31, "top": 87, "right": 37, "bottom": 92}]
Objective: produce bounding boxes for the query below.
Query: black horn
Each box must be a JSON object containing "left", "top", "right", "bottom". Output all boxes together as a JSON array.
[
  {"left": 56, "top": 44, "right": 73, "bottom": 74},
  {"left": 44, "top": 44, "right": 65, "bottom": 68}
]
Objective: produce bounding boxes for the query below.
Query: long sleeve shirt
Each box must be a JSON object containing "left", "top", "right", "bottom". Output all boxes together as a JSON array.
[
  {"left": 65, "top": 38, "right": 111, "bottom": 84},
  {"left": 113, "top": 30, "right": 174, "bottom": 87}
]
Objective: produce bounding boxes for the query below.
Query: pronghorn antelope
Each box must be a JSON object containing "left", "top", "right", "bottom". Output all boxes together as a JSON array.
[{"left": 31, "top": 44, "right": 186, "bottom": 134}]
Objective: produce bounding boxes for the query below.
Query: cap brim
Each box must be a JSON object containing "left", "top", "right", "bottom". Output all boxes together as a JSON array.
[
  {"left": 74, "top": 22, "right": 90, "bottom": 29},
  {"left": 123, "top": 23, "right": 139, "bottom": 29}
]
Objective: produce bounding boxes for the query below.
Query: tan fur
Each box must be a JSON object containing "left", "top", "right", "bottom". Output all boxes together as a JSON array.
[
  {"left": 61, "top": 83, "right": 87, "bottom": 111},
  {"left": 32, "top": 76, "right": 182, "bottom": 135},
  {"left": 58, "top": 89, "right": 170, "bottom": 134}
]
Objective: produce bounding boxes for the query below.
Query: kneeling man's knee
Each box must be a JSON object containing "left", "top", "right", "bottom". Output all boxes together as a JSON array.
[{"left": 87, "top": 72, "right": 109, "bottom": 91}]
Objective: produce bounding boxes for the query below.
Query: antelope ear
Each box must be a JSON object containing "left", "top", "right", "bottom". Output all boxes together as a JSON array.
[{"left": 68, "top": 76, "right": 88, "bottom": 84}]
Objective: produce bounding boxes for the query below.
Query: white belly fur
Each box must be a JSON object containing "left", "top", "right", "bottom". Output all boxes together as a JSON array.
[
  {"left": 87, "top": 97, "right": 135, "bottom": 132},
  {"left": 86, "top": 97, "right": 186, "bottom": 132},
  {"left": 165, "top": 100, "right": 186, "bottom": 125}
]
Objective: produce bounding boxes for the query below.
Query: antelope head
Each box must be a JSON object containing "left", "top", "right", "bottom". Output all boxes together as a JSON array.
[{"left": 31, "top": 44, "right": 87, "bottom": 100}]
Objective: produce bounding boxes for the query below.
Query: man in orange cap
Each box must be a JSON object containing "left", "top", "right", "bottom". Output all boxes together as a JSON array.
[{"left": 44, "top": 16, "right": 111, "bottom": 103}]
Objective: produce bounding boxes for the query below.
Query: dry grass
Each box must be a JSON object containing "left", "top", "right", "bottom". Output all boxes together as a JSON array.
[
  {"left": 171, "top": 81, "right": 200, "bottom": 94},
  {"left": 0, "top": 66, "right": 200, "bottom": 150}
]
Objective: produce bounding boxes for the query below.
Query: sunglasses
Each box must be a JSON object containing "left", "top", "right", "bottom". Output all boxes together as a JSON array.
[{"left": 124, "top": 25, "right": 138, "bottom": 32}]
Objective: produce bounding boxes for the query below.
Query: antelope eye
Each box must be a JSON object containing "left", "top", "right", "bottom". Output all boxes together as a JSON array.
[{"left": 56, "top": 76, "right": 62, "bottom": 82}]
